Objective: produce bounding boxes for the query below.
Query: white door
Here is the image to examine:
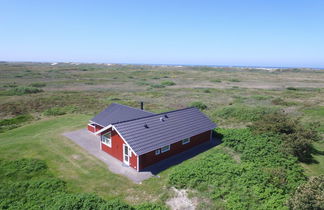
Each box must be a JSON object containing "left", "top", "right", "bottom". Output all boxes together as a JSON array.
[{"left": 123, "top": 144, "right": 130, "bottom": 165}]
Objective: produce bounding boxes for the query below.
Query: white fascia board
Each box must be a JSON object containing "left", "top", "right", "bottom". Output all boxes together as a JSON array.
[
  {"left": 90, "top": 120, "right": 106, "bottom": 128},
  {"left": 94, "top": 124, "right": 112, "bottom": 135},
  {"left": 112, "top": 125, "right": 139, "bottom": 157}
]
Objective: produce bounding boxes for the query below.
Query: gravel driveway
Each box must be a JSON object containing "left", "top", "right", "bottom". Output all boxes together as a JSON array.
[{"left": 63, "top": 129, "right": 154, "bottom": 183}]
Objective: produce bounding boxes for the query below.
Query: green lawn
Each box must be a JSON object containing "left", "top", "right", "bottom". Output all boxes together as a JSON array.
[
  {"left": 0, "top": 114, "right": 169, "bottom": 205},
  {"left": 301, "top": 140, "right": 324, "bottom": 176}
]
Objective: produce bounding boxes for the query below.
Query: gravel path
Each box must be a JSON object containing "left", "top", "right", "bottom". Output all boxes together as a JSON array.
[{"left": 63, "top": 129, "right": 154, "bottom": 183}]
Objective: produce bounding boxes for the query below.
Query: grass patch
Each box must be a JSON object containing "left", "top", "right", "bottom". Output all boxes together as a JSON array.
[
  {"left": 0, "top": 158, "right": 165, "bottom": 209},
  {"left": 161, "top": 81, "right": 176, "bottom": 86},
  {"left": 303, "top": 106, "right": 324, "bottom": 117},
  {"left": 189, "top": 101, "right": 208, "bottom": 110},
  {"left": 0, "top": 114, "right": 33, "bottom": 132},
  {"left": 169, "top": 128, "right": 305, "bottom": 209},
  {"left": 0, "top": 115, "right": 169, "bottom": 206},
  {"left": 210, "top": 79, "right": 222, "bottom": 83},
  {"left": 150, "top": 84, "right": 165, "bottom": 88},
  {"left": 29, "top": 82, "right": 46, "bottom": 87},
  {"left": 43, "top": 106, "right": 78, "bottom": 116},
  {"left": 8, "top": 86, "right": 43, "bottom": 95},
  {"left": 228, "top": 78, "right": 240, "bottom": 82},
  {"left": 214, "top": 105, "right": 277, "bottom": 121},
  {"left": 251, "top": 95, "right": 272, "bottom": 100},
  {"left": 271, "top": 97, "right": 297, "bottom": 106},
  {"left": 286, "top": 87, "right": 321, "bottom": 92}
]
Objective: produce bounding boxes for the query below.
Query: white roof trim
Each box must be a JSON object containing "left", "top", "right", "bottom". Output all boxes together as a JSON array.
[
  {"left": 89, "top": 120, "right": 106, "bottom": 128},
  {"left": 94, "top": 124, "right": 112, "bottom": 135},
  {"left": 94, "top": 124, "right": 138, "bottom": 156},
  {"left": 112, "top": 125, "right": 138, "bottom": 156}
]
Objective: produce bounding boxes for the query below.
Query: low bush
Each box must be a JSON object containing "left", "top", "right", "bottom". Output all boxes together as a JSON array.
[
  {"left": 286, "top": 87, "right": 321, "bottom": 92},
  {"left": 228, "top": 78, "right": 240, "bottom": 82},
  {"left": 3, "top": 83, "right": 17, "bottom": 88},
  {"left": 150, "top": 84, "right": 165, "bottom": 88},
  {"left": 189, "top": 101, "right": 207, "bottom": 110},
  {"left": 251, "top": 95, "right": 272, "bottom": 100},
  {"left": 0, "top": 114, "right": 33, "bottom": 132},
  {"left": 8, "top": 86, "right": 43, "bottom": 95},
  {"left": 249, "top": 112, "right": 321, "bottom": 162},
  {"left": 214, "top": 105, "right": 277, "bottom": 121},
  {"left": 271, "top": 97, "right": 296, "bottom": 106},
  {"left": 210, "top": 79, "right": 221, "bottom": 83},
  {"left": 136, "top": 203, "right": 168, "bottom": 210},
  {"left": 286, "top": 87, "right": 298, "bottom": 91},
  {"left": 169, "top": 128, "right": 306, "bottom": 209},
  {"left": 287, "top": 175, "right": 324, "bottom": 210},
  {"left": 160, "top": 81, "right": 176, "bottom": 86},
  {"left": 136, "top": 81, "right": 151, "bottom": 86},
  {"left": 29, "top": 82, "right": 46, "bottom": 88},
  {"left": 0, "top": 159, "right": 48, "bottom": 180},
  {"left": 0, "top": 158, "right": 164, "bottom": 210},
  {"left": 43, "top": 106, "right": 78, "bottom": 116}
]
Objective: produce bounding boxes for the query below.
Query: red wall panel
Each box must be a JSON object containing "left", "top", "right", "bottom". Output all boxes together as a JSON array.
[
  {"left": 100, "top": 128, "right": 138, "bottom": 170},
  {"left": 95, "top": 125, "right": 103, "bottom": 132},
  {"left": 87, "top": 125, "right": 95, "bottom": 132},
  {"left": 139, "top": 130, "right": 211, "bottom": 170}
]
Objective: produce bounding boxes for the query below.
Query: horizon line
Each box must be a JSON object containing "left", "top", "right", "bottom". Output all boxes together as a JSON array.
[{"left": 1, "top": 60, "right": 323, "bottom": 70}]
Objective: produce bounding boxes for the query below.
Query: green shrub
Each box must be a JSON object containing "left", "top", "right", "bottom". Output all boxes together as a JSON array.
[
  {"left": 0, "top": 159, "right": 48, "bottom": 180},
  {"left": 249, "top": 112, "right": 321, "bottom": 162},
  {"left": 271, "top": 97, "right": 296, "bottom": 106},
  {"left": 0, "top": 114, "right": 33, "bottom": 132},
  {"left": 136, "top": 203, "right": 168, "bottom": 210},
  {"left": 43, "top": 106, "right": 78, "bottom": 116},
  {"left": 214, "top": 105, "right": 277, "bottom": 121},
  {"left": 169, "top": 128, "right": 305, "bottom": 209},
  {"left": 210, "top": 79, "right": 221, "bottom": 83},
  {"left": 29, "top": 82, "right": 46, "bottom": 88},
  {"left": 288, "top": 175, "right": 324, "bottom": 210},
  {"left": 228, "top": 78, "right": 240, "bottom": 82},
  {"left": 43, "top": 107, "right": 66, "bottom": 116},
  {"left": 150, "top": 84, "right": 165, "bottom": 88},
  {"left": 286, "top": 87, "right": 298, "bottom": 91},
  {"left": 3, "top": 83, "right": 17, "bottom": 88},
  {"left": 0, "top": 158, "right": 152, "bottom": 209},
  {"left": 286, "top": 87, "right": 320, "bottom": 92},
  {"left": 136, "top": 81, "right": 151, "bottom": 86},
  {"left": 190, "top": 101, "right": 207, "bottom": 110},
  {"left": 161, "top": 81, "right": 176, "bottom": 86},
  {"left": 251, "top": 95, "right": 272, "bottom": 100},
  {"left": 9, "top": 86, "right": 43, "bottom": 95}
]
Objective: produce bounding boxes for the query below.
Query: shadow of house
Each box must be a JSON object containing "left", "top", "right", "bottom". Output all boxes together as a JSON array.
[{"left": 142, "top": 135, "right": 222, "bottom": 175}]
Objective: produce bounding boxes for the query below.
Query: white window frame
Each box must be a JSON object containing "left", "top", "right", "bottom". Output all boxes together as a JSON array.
[
  {"left": 161, "top": 145, "right": 170, "bottom": 153},
  {"left": 101, "top": 132, "right": 111, "bottom": 147},
  {"left": 182, "top": 138, "right": 190, "bottom": 145},
  {"left": 155, "top": 149, "right": 160, "bottom": 155}
]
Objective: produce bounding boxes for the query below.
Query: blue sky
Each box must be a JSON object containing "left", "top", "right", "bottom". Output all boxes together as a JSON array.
[{"left": 1, "top": 0, "right": 324, "bottom": 67}]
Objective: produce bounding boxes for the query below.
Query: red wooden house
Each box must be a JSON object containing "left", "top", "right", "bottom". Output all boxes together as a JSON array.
[{"left": 88, "top": 103, "right": 216, "bottom": 171}]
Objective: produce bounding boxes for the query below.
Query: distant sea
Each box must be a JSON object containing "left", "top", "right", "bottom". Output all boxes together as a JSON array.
[{"left": 120, "top": 63, "right": 324, "bottom": 70}]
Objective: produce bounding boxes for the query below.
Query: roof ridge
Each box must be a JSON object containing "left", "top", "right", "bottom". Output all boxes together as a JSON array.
[
  {"left": 112, "top": 107, "right": 197, "bottom": 125},
  {"left": 111, "top": 102, "right": 154, "bottom": 114}
]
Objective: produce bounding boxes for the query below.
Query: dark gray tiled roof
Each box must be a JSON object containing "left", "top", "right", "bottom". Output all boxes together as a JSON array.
[
  {"left": 113, "top": 107, "right": 216, "bottom": 155},
  {"left": 91, "top": 103, "right": 154, "bottom": 127}
]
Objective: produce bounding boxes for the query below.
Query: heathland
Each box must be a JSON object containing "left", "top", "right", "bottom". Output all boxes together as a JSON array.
[{"left": 0, "top": 62, "right": 323, "bottom": 209}]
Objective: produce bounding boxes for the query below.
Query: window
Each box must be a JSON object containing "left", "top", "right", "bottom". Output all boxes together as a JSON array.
[
  {"left": 182, "top": 138, "right": 190, "bottom": 145},
  {"left": 155, "top": 149, "right": 160, "bottom": 155},
  {"left": 101, "top": 132, "right": 111, "bottom": 147},
  {"left": 161, "top": 145, "right": 170, "bottom": 153}
]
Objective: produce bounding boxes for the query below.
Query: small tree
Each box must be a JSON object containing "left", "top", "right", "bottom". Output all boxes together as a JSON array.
[{"left": 288, "top": 175, "right": 324, "bottom": 210}]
